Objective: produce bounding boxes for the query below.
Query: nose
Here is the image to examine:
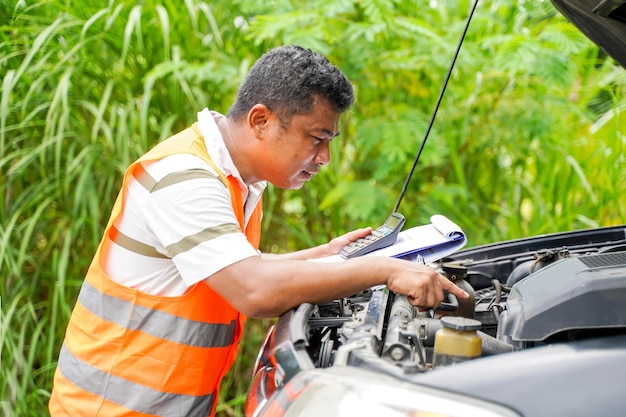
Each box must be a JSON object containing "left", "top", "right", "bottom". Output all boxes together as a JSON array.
[{"left": 314, "top": 141, "right": 331, "bottom": 166}]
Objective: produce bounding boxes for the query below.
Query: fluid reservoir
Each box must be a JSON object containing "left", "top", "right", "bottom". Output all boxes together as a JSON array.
[{"left": 432, "top": 316, "right": 482, "bottom": 367}]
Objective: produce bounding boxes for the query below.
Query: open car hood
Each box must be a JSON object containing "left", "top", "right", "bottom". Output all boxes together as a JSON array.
[{"left": 550, "top": 0, "right": 626, "bottom": 68}]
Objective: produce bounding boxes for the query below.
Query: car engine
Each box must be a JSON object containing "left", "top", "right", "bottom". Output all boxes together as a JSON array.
[{"left": 282, "top": 225, "right": 626, "bottom": 377}]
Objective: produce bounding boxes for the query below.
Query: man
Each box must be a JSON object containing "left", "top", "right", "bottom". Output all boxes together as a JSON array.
[{"left": 49, "top": 45, "right": 468, "bottom": 416}]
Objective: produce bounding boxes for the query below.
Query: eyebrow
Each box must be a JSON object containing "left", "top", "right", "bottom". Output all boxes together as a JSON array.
[{"left": 320, "top": 129, "right": 340, "bottom": 138}]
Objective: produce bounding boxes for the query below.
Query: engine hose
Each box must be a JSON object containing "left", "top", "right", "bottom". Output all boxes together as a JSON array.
[
  {"left": 490, "top": 279, "right": 502, "bottom": 322},
  {"left": 479, "top": 331, "right": 515, "bottom": 356}
]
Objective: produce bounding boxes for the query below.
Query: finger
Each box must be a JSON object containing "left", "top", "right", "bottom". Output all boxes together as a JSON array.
[
  {"left": 336, "top": 228, "right": 371, "bottom": 245},
  {"left": 410, "top": 279, "right": 442, "bottom": 310},
  {"left": 328, "top": 228, "right": 372, "bottom": 255},
  {"left": 431, "top": 279, "right": 445, "bottom": 308},
  {"left": 438, "top": 275, "right": 469, "bottom": 299},
  {"left": 351, "top": 227, "right": 372, "bottom": 239},
  {"left": 422, "top": 268, "right": 445, "bottom": 306}
]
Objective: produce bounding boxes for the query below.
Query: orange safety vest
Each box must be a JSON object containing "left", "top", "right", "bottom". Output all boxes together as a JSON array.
[{"left": 49, "top": 124, "right": 263, "bottom": 417}]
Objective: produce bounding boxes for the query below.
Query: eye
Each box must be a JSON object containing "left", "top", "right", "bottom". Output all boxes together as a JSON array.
[{"left": 311, "top": 135, "right": 333, "bottom": 144}]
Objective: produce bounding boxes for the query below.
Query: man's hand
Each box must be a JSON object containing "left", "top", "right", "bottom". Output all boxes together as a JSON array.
[
  {"left": 382, "top": 258, "right": 469, "bottom": 310},
  {"left": 324, "top": 227, "right": 372, "bottom": 256}
]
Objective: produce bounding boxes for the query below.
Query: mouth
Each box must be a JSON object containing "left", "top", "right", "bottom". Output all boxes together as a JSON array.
[{"left": 302, "top": 169, "right": 318, "bottom": 180}]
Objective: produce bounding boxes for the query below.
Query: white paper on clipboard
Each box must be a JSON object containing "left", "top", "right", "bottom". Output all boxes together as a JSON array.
[{"left": 311, "top": 214, "right": 467, "bottom": 264}]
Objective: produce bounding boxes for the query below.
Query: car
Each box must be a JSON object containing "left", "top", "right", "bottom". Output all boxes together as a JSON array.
[{"left": 243, "top": 1, "right": 626, "bottom": 417}]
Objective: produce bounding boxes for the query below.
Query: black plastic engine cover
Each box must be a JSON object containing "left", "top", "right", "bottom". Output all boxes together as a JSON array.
[{"left": 498, "top": 251, "right": 626, "bottom": 342}]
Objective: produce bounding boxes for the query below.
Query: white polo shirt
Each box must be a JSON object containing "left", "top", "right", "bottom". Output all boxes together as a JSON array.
[{"left": 101, "top": 109, "right": 266, "bottom": 296}]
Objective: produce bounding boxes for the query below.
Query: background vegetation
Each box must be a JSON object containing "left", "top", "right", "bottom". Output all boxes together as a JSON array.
[{"left": 1, "top": 0, "right": 625, "bottom": 415}]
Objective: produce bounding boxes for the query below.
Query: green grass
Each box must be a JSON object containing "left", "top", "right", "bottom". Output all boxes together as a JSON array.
[{"left": 1, "top": 0, "right": 625, "bottom": 416}]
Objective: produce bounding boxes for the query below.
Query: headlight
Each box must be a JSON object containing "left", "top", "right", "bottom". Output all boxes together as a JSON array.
[
  {"left": 254, "top": 366, "right": 520, "bottom": 417},
  {"left": 245, "top": 306, "right": 316, "bottom": 417},
  {"left": 245, "top": 324, "right": 279, "bottom": 417}
]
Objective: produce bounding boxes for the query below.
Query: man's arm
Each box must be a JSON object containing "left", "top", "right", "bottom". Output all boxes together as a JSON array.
[
  {"left": 261, "top": 227, "right": 372, "bottom": 261},
  {"left": 260, "top": 227, "right": 373, "bottom": 261},
  {"left": 205, "top": 254, "right": 468, "bottom": 318}
]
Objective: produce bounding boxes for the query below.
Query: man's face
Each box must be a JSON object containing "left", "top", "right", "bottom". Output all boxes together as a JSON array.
[{"left": 259, "top": 98, "right": 341, "bottom": 190}]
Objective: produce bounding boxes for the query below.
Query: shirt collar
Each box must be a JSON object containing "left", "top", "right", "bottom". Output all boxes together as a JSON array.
[{"left": 196, "top": 108, "right": 267, "bottom": 198}]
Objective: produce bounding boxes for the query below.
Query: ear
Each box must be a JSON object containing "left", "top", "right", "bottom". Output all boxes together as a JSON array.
[{"left": 247, "top": 104, "right": 272, "bottom": 139}]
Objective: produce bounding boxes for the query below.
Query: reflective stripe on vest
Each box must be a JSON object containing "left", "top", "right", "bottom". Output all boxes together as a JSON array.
[
  {"left": 49, "top": 124, "right": 262, "bottom": 417},
  {"left": 57, "top": 344, "right": 214, "bottom": 417},
  {"left": 78, "top": 279, "right": 236, "bottom": 348}
]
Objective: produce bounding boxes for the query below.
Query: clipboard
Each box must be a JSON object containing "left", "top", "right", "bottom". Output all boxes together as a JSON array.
[{"left": 311, "top": 214, "right": 467, "bottom": 264}]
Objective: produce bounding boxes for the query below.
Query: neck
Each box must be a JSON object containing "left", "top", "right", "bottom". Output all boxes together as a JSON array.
[{"left": 217, "top": 117, "right": 257, "bottom": 184}]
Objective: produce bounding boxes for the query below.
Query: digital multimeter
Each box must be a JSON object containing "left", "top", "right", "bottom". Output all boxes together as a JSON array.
[{"left": 340, "top": 212, "right": 406, "bottom": 259}]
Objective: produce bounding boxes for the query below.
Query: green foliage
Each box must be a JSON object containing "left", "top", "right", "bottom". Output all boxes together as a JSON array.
[
  {"left": 1, "top": 0, "right": 625, "bottom": 416},
  {"left": 242, "top": 0, "right": 625, "bottom": 243}
]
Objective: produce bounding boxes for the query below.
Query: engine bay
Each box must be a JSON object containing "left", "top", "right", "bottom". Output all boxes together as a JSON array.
[{"left": 298, "top": 225, "right": 626, "bottom": 375}]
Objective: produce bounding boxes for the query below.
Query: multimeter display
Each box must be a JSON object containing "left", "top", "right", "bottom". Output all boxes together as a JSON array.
[
  {"left": 384, "top": 213, "right": 404, "bottom": 229},
  {"left": 340, "top": 212, "right": 406, "bottom": 259}
]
